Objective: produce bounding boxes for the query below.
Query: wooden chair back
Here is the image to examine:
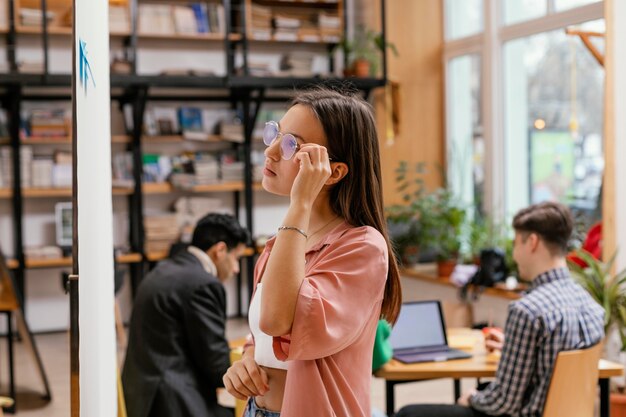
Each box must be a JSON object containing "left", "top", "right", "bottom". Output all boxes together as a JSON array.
[{"left": 543, "top": 342, "right": 602, "bottom": 417}]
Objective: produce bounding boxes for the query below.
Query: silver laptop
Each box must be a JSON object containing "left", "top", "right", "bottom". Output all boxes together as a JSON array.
[{"left": 390, "top": 300, "right": 472, "bottom": 364}]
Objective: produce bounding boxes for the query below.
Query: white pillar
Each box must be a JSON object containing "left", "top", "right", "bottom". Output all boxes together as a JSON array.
[
  {"left": 74, "top": 0, "right": 116, "bottom": 414},
  {"left": 605, "top": 0, "right": 626, "bottom": 271}
]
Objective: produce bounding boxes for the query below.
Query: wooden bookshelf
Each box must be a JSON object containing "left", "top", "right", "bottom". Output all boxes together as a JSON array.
[
  {"left": 138, "top": 32, "right": 232, "bottom": 42},
  {"left": 6, "top": 252, "right": 143, "bottom": 269},
  {"left": 248, "top": 34, "right": 340, "bottom": 44},
  {"left": 0, "top": 187, "right": 134, "bottom": 198},
  {"left": 145, "top": 251, "right": 168, "bottom": 262},
  {"left": 146, "top": 247, "right": 256, "bottom": 263},
  {"left": 143, "top": 181, "right": 261, "bottom": 194},
  {"left": 246, "top": 0, "right": 343, "bottom": 49},
  {"left": 14, "top": 25, "right": 130, "bottom": 37},
  {"left": 19, "top": 135, "right": 131, "bottom": 144},
  {"left": 117, "top": 253, "right": 143, "bottom": 264},
  {"left": 142, "top": 134, "right": 223, "bottom": 143}
]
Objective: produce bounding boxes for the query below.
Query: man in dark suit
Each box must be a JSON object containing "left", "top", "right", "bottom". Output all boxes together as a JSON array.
[{"left": 122, "top": 213, "right": 250, "bottom": 417}]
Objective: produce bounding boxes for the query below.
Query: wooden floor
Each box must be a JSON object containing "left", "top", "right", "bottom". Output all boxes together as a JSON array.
[{"left": 4, "top": 318, "right": 472, "bottom": 416}]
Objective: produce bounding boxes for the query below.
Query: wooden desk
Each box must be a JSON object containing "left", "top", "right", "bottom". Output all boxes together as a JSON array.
[{"left": 375, "top": 329, "right": 624, "bottom": 417}]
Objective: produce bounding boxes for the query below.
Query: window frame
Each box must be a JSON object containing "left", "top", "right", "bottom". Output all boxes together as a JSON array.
[{"left": 443, "top": 0, "right": 604, "bottom": 219}]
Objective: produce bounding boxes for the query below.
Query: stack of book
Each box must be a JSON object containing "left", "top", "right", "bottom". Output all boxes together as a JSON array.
[
  {"left": 221, "top": 161, "right": 244, "bottom": 182},
  {"left": 52, "top": 151, "right": 72, "bottom": 188},
  {"left": 0, "top": 147, "right": 12, "bottom": 188},
  {"left": 32, "top": 158, "right": 54, "bottom": 188},
  {"left": 193, "top": 154, "right": 220, "bottom": 185},
  {"left": 144, "top": 214, "right": 180, "bottom": 253},
  {"left": 109, "top": 4, "right": 130, "bottom": 33},
  {"left": 318, "top": 13, "right": 341, "bottom": 42},
  {"left": 19, "top": 7, "right": 55, "bottom": 27},
  {"left": 273, "top": 13, "right": 300, "bottom": 41},
  {"left": 173, "top": 196, "right": 225, "bottom": 241},
  {"left": 251, "top": 4, "right": 272, "bottom": 40},
  {"left": 25, "top": 108, "right": 69, "bottom": 138}
]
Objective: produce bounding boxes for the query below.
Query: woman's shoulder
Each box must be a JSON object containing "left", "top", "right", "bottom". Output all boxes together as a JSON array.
[{"left": 332, "top": 224, "right": 387, "bottom": 253}]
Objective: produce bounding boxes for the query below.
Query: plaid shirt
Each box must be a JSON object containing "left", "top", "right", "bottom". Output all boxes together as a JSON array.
[{"left": 469, "top": 267, "right": 605, "bottom": 417}]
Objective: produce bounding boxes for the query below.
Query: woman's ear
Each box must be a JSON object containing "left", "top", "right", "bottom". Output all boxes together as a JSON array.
[{"left": 325, "top": 162, "right": 349, "bottom": 186}]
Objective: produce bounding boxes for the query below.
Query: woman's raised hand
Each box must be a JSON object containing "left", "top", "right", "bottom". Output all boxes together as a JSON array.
[{"left": 291, "top": 144, "right": 333, "bottom": 207}]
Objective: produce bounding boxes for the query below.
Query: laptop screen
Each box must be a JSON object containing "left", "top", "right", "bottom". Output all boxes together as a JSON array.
[{"left": 389, "top": 301, "right": 447, "bottom": 350}]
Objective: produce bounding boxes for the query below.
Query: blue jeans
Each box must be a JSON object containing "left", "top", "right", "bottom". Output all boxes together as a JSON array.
[{"left": 243, "top": 398, "right": 281, "bottom": 417}]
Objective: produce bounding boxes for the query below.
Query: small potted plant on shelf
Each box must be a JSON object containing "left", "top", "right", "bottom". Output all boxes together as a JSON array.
[
  {"left": 336, "top": 26, "right": 399, "bottom": 78},
  {"left": 568, "top": 250, "right": 626, "bottom": 414},
  {"left": 415, "top": 188, "right": 466, "bottom": 277}
]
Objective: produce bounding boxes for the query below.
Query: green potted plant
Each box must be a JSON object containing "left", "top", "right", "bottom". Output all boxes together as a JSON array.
[
  {"left": 568, "top": 250, "right": 626, "bottom": 412},
  {"left": 415, "top": 188, "right": 466, "bottom": 277},
  {"left": 336, "top": 26, "right": 399, "bottom": 78}
]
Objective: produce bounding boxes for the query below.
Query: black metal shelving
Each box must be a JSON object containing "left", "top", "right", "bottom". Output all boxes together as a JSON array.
[{"left": 1, "top": 0, "right": 388, "bottom": 317}]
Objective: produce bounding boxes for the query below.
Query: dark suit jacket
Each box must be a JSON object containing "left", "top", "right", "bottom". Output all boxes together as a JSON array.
[{"left": 122, "top": 250, "right": 232, "bottom": 417}]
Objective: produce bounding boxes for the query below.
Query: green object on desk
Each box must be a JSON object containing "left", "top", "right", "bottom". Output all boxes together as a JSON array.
[{"left": 372, "top": 319, "right": 393, "bottom": 372}]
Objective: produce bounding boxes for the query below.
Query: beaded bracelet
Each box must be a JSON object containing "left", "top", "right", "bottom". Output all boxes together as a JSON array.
[{"left": 278, "top": 226, "right": 308, "bottom": 239}]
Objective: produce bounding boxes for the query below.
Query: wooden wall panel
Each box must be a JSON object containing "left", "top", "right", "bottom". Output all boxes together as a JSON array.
[{"left": 370, "top": 0, "right": 445, "bottom": 207}]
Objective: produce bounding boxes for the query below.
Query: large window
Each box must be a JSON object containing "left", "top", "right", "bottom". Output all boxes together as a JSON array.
[
  {"left": 444, "top": 0, "right": 604, "bottom": 224},
  {"left": 447, "top": 55, "right": 484, "bottom": 215},
  {"left": 504, "top": 21, "right": 605, "bottom": 219},
  {"left": 445, "top": 0, "right": 483, "bottom": 40}
]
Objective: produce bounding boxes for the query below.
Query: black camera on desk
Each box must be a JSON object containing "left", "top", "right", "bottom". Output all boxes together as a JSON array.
[{"left": 461, "top": 248, "right": 508, "bottom": 301}]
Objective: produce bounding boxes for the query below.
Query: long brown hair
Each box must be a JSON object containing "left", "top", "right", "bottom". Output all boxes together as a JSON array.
[{"left": 292, "top": 86, "right": 402, "bottom": 324}]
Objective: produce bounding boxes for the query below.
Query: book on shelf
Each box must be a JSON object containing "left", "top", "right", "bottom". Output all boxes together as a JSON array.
[
  {"left": 0, "top": 0, "right": 7, "bottom": 32},
  {"left": 144, "top": 214, "right": 180, "bottom": 253},
  {"left": 19, "top": 7, "right": 56, "bottom": 27},
  {"left": 109, "top": 4, "right": 130, "bottom": 33},
  {"left": 138, "top": 4, "right": 175, "bottom": 35},
  {"left": 152, "top": 107, "right": 180, "bottom": 135},
  {"left": 0, "top": 146, "right": 11, "bottom": 188},
  {"left": 173, "top": 5, "right": 198, "bottom": 35},
  {"left": 112, "top": 152, "right": 134, "bottom": 188},
  {"left": 143, "top": 154, "right": 172, "bottom": 183},
  {"left": 178, "top": 107, "right": 209, "bottom": 141},
  {"left": 190, "top": 3, "right": 209, "bottom": 34},
  {"left": 32, "top": 158, "right": 54, "bottom": 188},
  {"left": 206, "top": 3, "right": 224, "bottom": 34},
  {"left": 24, "top": 246, "right": 63, "bottom": 260},
  {"left": 17, "top": 61, "right": 45, "bottom": 74}
]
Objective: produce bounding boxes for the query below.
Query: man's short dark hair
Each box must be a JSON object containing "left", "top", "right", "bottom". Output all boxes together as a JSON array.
[
  {"left": 512, "top": 201, "right": 573, "bottom": 255},
  {"left": 191, "top": 213, "right": 250, "bottom": 252}
]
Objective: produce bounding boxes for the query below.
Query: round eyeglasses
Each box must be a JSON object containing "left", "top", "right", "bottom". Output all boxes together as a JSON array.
[{"left": 263, "top": 121, "right": 300, "bottom": 160}]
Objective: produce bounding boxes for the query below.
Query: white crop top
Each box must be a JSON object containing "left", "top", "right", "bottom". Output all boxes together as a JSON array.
[{"left": 248, "top": 283, "right": 289, "bottom": 370}]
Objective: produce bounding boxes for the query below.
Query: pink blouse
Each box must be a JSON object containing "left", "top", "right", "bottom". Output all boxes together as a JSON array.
[{"left": 251, "top": 220, "right": 388, "bottom": 417}]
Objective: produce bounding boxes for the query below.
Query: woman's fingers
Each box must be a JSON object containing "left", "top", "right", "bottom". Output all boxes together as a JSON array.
[
  {"left": 243, "top": 359, "right": 269, "bottom": 395},
  {"left": 223, "top": 374, "right": 249, "bottom": 400},
  {"left": 223, "top": 359, "right": 269, "bottom": 400}
]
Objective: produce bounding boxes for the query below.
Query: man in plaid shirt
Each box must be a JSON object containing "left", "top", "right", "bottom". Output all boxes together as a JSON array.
[{"left": 396, "top": 202, "right": 605, "bottom": 417}]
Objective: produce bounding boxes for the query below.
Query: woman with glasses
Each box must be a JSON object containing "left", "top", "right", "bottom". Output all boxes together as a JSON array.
[{"left": 223, "top": 86, "right": 402, "bottom": 417}]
